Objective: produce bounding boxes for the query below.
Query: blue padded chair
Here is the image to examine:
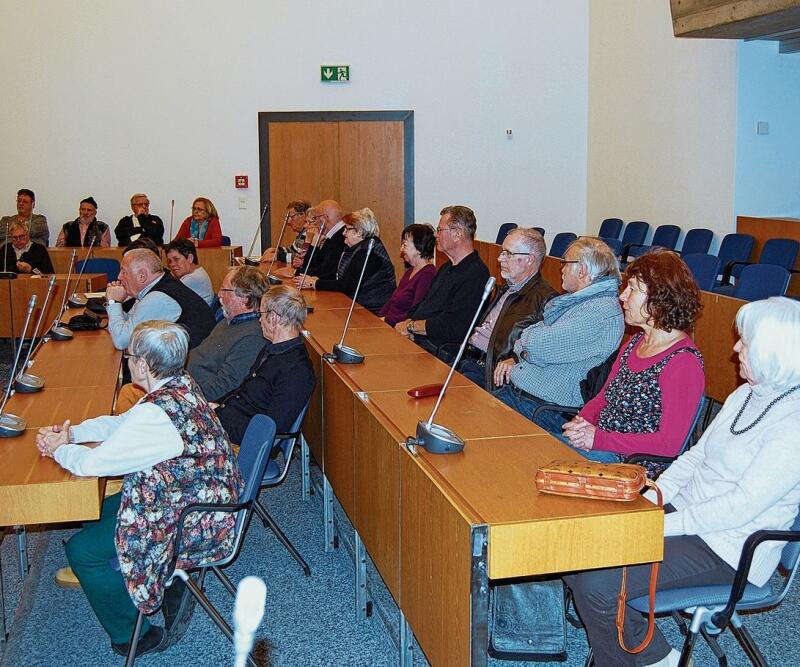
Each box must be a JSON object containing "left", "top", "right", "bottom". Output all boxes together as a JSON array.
[
  {"left": 626, "top": 224, "right": 681, "bottom": 261},
  {"left": 730, "top": 264, "right": 790, "bottom": 301},
  {"left": 680, "top": 228, "right": 713, "bottom": 256},
  {"left": 220, "top": 235, "right": 231, "bottom": 246},
  {"left": 548, "top": 232, "right": 577, "bottom": 258},
  {"left": 721, "top": 237, "right": 799, "bottom": 287},
  {"left": 124, "top": 414, "right": 277, "bottom": 667},
  {"left": 714, "top": 233, "right": 755, "bottom": 286},
  {"left": 599, "top": 237, "right": 622, "bottom": 256},
  {"left": 495, "top": 222, "right": 518, "bottom": 244},
  {"left": 75, "top": 258, "right": 121, "bottom": 282},
  {"left": 683, "top": 253, "right": 721, "bottom": 292},
  {"left": 533, "top": 226, "right": 545, "bottom": 238},
  {"left": 617, "top": 221, "right": 650, "bottom": 259},
  {"left": 598, "top": 218, "right": 623, "bottom": 240},
  {"left": 251, "top": 401, "right": 312, "bottom": 576}
]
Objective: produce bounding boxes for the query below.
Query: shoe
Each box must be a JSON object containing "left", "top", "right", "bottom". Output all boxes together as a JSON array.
[
  {"left": 54, "top": 567, "right": 81, "bottom": 590},
  {"left": 161, "top": 577, "right": 196, "bottom": 648},
  {"left": 111, "top": 625, "right": 167, "bottom": 657}
]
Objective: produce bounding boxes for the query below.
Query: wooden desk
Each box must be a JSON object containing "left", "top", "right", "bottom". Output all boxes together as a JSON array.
[
  {"left": 4, "top": 386, "right": 116, "bottom": 429},
  {"left": 304, "top": 308, "right": 384, "bottom": 330},
  {"left": 736, "top": 216, "right": 800, "bottom": 297}
]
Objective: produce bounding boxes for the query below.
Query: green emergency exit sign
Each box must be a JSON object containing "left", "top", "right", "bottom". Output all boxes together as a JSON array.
[{"left": 321, "top": 65, "right": 350, "bottom": 82}]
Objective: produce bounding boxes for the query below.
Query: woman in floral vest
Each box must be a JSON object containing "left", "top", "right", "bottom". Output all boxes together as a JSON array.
[{"left": 36, "top": 320, "right": 242, "bottom": 658}]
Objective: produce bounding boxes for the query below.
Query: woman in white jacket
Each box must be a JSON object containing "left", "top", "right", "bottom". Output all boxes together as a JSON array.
[{"left": 565, "top": 297, "right": 800, "bottom": 667}]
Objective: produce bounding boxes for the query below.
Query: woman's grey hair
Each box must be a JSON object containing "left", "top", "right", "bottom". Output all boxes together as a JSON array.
[
  {"left": 129, "top": 320, "right": 189, "bottom": 379},
  {"left": 348, "top": 208, "right": 380, "bottom": 239},
  {"left": 228, "top": 265, "right": 270, "bottom": 309},
  {"left": 262, "top": 285, "right": 308, "bottom": 330},
  {"left": 508, "top": 228, "right": 546, "bottom": 267},
  {"left": 567, "top": 237, "right": 620, "bottom": 282},
  {"left": 736, "top": 297, "right": 800, "bottom": 388}
]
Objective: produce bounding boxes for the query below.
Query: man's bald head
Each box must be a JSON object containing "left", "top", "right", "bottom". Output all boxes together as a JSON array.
[
  {"left": 120, "top": 248, "right": 165, "bottom": 297},
  {"left": 314, "top": 200, "right": 343, "bottom": 233}
]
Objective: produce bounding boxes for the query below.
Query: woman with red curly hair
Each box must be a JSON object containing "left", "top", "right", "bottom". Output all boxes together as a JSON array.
[{"left": 560, "top": 248, "right": 704, "bottom": 462}]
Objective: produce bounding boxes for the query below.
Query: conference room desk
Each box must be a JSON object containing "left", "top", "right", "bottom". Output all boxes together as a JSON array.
[{"left": 0, "top": 273, "right": 107, "bottom": 337}]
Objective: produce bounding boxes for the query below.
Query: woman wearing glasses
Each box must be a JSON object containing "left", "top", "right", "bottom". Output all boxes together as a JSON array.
[{"left": 173, "top": 196, "right": 223, "bottom": 248}]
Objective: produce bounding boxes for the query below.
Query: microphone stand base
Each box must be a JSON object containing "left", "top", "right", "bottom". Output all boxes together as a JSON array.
[
  {"left": 244, "top": 257, "right": 261, "bottom": 267},
  {"left": 266, "top": 275, "right": 282, "bottom": 286},
  {"left": 328, "top": 344, "right": 364, "bottom": 364},
  {"left": 415, "top": 421, "right": 465, "bottom": 454},
  {"left": 15, "top": 373, "right": 44, "bottom": 393},
  {"left": 50, "top": 324, "right": 74, "bottom": 341},
  {"left": 0, "top": 412, "right": 26, "bottom": 438},
  {"left": 0, "top": 271, "right": 17, "bottom": 280},
  {"left": 67, "top": 294, "right": 88, "bottom": 308}
]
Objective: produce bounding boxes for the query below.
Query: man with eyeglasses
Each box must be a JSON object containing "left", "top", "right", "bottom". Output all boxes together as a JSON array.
[
  {"left": 0, "top": 188, "right": 50, "bottom": 246},
  {"left": 114, "top": 193, "right": 165, "bottom": 247},
  {"left": 0, "top": 221, "right": 54, "bottom": 273},
  {"left": 295, "top": 199, "right": 346, "bottom": 280},
  {"left": 395, "top": 205, "right": 489, "bottom": 354},
  {"left": 455, "top": 228, "right": 555, "bottom": 389}
]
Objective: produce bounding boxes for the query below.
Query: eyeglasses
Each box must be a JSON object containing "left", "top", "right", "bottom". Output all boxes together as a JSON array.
[
  {"left": 191, "top": 206, "right": 207, "bottom": 212},
  {"left": 10, "top": 234, "right": 28, "bottom": 241},
  {"left": 498, "top": 249, "right": 531, "bottom": 258},
  {"left": 287, "top": 211, "right": 303, "bottom": 219},
  {"left": 218, "top": 288, "right": 237, "bottom": 293},
  {"left": 257, "top": 308, "right": 279, "bottom": 318},
  {"left": 343, "top": 225, "right": 357, "bottom": 233},
  {"left": 122, "top": 352, "right": 141, "bottom": 362},
  {"left": 435, "top": 225, "right": 457, "bottom": 234},
  {"left": 559, "top": 259, "right": 579, "bottom": 265}
]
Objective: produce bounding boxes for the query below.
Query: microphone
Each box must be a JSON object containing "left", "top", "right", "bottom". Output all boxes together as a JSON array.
[
  {"left": 232, "top": 576, "right": 266, "bottom": 667},
  {"left": 67, "top": 235, "right": 98, "bottom": 308},
  {"left": 263, "top": 209, "right": 290, "bottom": 284},
  {"left": 168, "top": 198, "right": 175, "bottom": 241},
  {"left": 15, "top": 275, "right": 57, "bottom": 393},
  {"left": 323, "top": 239, "right": 375, "bottom": 364},
  {"left": 50, "top": 249, "right": 77, "bottom": 341},
  {"left": 297, "top": 218, "right": 326, "bottom": 291},
  {"left": 1, "top": 219, "right": 17, "bottom": 280},
  {"left": 405, "top": 276, "right": 496, "bottom": 454},
  {"left": 244, "top": 203, "right": 269, "bottom": 266},
  {"left": 0, "top": 294, "right": 37, "bottom": 437}
]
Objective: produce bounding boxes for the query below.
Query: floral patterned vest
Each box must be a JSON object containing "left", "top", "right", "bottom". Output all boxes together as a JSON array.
[{"left": 115, "top": 373, "right": 243, "bottom": 614}]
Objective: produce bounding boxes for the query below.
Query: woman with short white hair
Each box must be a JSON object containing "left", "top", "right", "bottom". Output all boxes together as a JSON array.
[{"left": 565, "top": 297, "right": 800, "bottom": 667}]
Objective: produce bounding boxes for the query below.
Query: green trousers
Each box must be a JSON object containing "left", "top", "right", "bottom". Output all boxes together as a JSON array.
[{"left": 65, "top": 493, "right": 151, "bottom": 644}]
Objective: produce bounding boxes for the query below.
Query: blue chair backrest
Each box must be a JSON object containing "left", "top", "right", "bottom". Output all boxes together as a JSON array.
[
  {"left": 620, "top": 221, "right": 649, "bottom": 247},
  {"left": 649, "top": 225, "right": 681, "bottom": 250},
  {"left": 717, "top": 233, "right": 754, "bottom": 274},
  {"left": 495, "top": 222, "right": 517, "bottom": 245},
  {"left": 237, "top": 414, "right": 278, "bottom": 502},
  {"left": 683, "top": 253, "right": 721, "bottom": 291},
  {"left": 760, "top": 238, "right": 799, "bottom": 269},
  {"left": 533, "top": 227, "right": 545, "bottom": 238},
  {"left": 76, "top": 258, "right": 121, "bottom": 282},
  {"left": 264, "top": 400, "right": 311, "bottom": 481},
  {"left": 681, "top": 228, "right": 713, "bottom": 255},
  {"left": 549, "top": 232, "right": 576, "bottom": 258},
  {"left": 600, "top": 237, "right": 622, "bottom": 256},
  {"left": 598, "top": 218, "right": 623, "bottom": 240},
  {"left": 734, "top": 264, "right": 790, "bottom": 301},
  {"left": 221, "top": 235, "right": 232, "bottom": 246}
]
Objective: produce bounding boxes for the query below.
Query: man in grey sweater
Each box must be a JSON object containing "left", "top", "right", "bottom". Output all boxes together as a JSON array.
[
  {"left": 493, "top": 237, "right": 623, "bottom": 433},
  {"left": 187, "top": 265, "right": 269, "bottom": 401}
]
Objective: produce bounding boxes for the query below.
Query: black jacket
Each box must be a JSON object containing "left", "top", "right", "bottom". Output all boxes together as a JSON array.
[
  {"left": 115, "top": 214, "right": 165, "bottom": 246},
  {"left": 301, "top": 227, "right": 347, "bottom": 280},
  {"left": 1, "top": 241, "right": 54, "bottom": 274}
]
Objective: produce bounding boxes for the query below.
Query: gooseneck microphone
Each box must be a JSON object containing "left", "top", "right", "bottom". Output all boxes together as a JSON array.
[
  {"left": 1, "top": 219, "right": 17, "bottom": 280},
  {"left": 232, "top": 576, "right": 267, "bottom": 667},
  {"left": 168, "top": 199, "right": 175, "bottom": 241},
  {"left": 323, "top": 239, "right": 375, "bottom": 364},
  {"left": 67, "top": 235, "right": 98, "bottom": 308},
  {"left": 405, "top": 276, "right": 496, "bottom": 454},
  {"left": 0, "top": 295, "right": 37, "bottom": 437},
  {"left": 263, "top": 210, "right": 290, "bottom": 284},
  {"left": 15, "top": 275, "right": 57, "bottom": 393},
  {"left": 244, "top": 203, "right": 270, "bottom": 266},
  {"left": 50, "top": 249, "right": 77, "bottom": 341},
  {"left": 297, "top": 218, "right": 326, "bottom": 291}
]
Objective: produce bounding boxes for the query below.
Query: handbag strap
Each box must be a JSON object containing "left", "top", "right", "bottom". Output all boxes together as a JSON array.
[{"left": 616, "top": 479, "right": 663, "bottom": 654}]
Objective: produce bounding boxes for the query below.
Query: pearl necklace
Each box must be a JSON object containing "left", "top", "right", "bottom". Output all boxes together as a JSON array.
[{"left": 729, "top": 384, "right": 800, "bottom": 435}]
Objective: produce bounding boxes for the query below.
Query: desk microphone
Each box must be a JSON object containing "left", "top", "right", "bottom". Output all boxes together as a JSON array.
[
  {"left": 232, "top": 575, "right": 266, "bottom": 667},
  {"left": 0, "top": 295, "right": 36, "bottom": 437},
  {"left": 244, "top": 203, "right": 269, "bottom": 267},
  {"left": 405, "top": 276, "right": 495, "bottom": 454},
  {"left": 50, "top": 249, "right": 77, "bottom": 341},
  {"left": 0, "top": 219, "right": 17, "bottom": 280},
  {"left": 297, "top": 218, "right": 326, "bottom": 291},
  {"left": 323, "top": 239, "right": 375, "bottom": 364},
  {"left": 15, "top": 275, "right": 57, "bottom": 393},
  {"left": 263, "top": 209, "right": 289, "bottom": 284},
  {"left": 66, "top": 236, "right": 97, "bottom": 308},
  {"left": 168, "top": 198, "right": 175, "bottom": 241}
]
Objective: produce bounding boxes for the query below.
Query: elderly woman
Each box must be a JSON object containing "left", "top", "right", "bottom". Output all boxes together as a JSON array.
[
  {"left": 164, "top": 238, "right": 215, "bottom": 306},
  {"left": 565, "top": 297, "right": 800, "bottom": 667},
  {"left": 37, "top": 321, "right": 242, "bottom": 657},
  {"left": 56, "top": 196, "right": 111, "bottom": 247},
  {"left": 173, "top": 196, "right": 223, "bottom": 248},
  {"left": 560, "top": 249, "right": 704, "bottom": 462},
  {"left": 378, "top": 223, "right": 436, "bottom": 326},
  {"left": 296, "top": 208, "right": 396, "bottom": 314}
]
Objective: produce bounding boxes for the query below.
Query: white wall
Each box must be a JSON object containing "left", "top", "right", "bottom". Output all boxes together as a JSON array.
[
  {"left": 587, "top": 1, "right": 738, "bottom": 249},
  {"left": 0, "top": 0, "right": 589, "bottom": 247}
]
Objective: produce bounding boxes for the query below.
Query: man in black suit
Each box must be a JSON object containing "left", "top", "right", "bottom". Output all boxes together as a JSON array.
[
  {"left": 0, "top": 222, "right": 54, "bottom": 273},
  {"left": 115, "top": 193, "right": 164, "bottom": 246},
  {"left": 293, "top": 199, "right": 345, "bottom": 283}
]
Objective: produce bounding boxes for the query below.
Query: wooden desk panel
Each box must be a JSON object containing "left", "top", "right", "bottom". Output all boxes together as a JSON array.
[
  {"left": 0, "top": 430, "right": 104, "bottom": 526},
  {"left": 305, "top": 326, "right": 423, "bottom": 357},
  {"left": 300, "top": 289, "right": 363, "bottom": 310},
  {"left": 29, "top": 336, "right": 121, "bottom": 388},
  {"left": 5, "top": 386, "right": 115, "bottom": 428},
  {"left": 332, "top": 352, "right": 470, "bottom": 393},
  {"left": 540, "top": 256, "right": 565, "bottom": 294},
  {"left": 304, "top": 307, "right": 385, "bottom": 330},
  {"left": 302, "top": 338, "right": 325, "bottom": 467},
  {"left": 695, "top": 291, "right": 744, "bottom": 403},
  {"left": 737, "top": 216, "right": 800, "bottom": 297}
]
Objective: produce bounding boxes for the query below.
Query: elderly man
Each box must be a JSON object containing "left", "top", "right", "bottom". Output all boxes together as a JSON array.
[
  {"left": 293, "top": 199, "right": 345, "bottom": 281},
  {"left": 0, "top": 222, "right": 54, "bottom": 274},
  {"left": 105, "top": 248, "right": 214, "bottom": 350},
  {"left": 56, "top": 196, "right": 111, "bottom": 247},
  {"left": 0, "top": 188, "right": 49, "bottom": 246},
  {"left": 212, "top": 285, "right": 315, "bottom": 444},
  {"left": 493, "top": 237, "right": 623, "bottom": 433},
  {"left": 187, "top": 266, "right": 269, "bottom": 401},
  {"left": 115, "top": 193, "right": 165, "bottom": 246},
  {"left": 456, "top": 228, "right": 555, "bottom": 389},
  {"left": 395, "top": 205, "right": 490, "bottom": 354}
]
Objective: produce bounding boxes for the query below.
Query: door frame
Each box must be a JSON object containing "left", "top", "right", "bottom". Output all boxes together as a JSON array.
[{"left": 257, "top": 110, "right": 414, "bottom": 248}]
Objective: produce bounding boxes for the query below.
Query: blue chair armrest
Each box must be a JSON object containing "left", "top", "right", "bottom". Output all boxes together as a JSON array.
[{"left": 531, "top": 404, "right": 580, "bottom": 421}]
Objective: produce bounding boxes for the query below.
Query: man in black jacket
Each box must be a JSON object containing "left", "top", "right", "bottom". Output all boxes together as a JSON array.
[
  {"left": 115, "top": 193, "right": 165, "bottom": 246},
  {"left": 294, "top": 199, "right": 345, "bottom": 282},
  {"left": 0, "top": 222, "right": 54, "bottom": 273}
]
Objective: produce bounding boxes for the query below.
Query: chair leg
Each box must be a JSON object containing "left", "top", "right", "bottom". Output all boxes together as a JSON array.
[
  {"left": 678, "top": 630, "right": 699, "bottom": 667},
  {"left": 671, "top": 610, "right": 688, "bottom": 636},
  {"left": 124, "top": 611, "right": 146, "bottom": 667},
  {"left": 699, "top": 627, "right": 727, "bottom": 667},
  {"left": 731, "top": 624, "right": 768, "bottom": 667},
  {"left": 211, "top": 565, "right": 238, "bottom": 598},
  {"left": 253, "top": 500, "right": 311, "bottom": 576},
  {"left": 300, "top": 435, "right": 312, "bottom": 500}
]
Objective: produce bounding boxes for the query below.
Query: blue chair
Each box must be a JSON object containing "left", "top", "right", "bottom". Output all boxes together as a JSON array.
[
  {"left": 599, "top": 237, "right": 622, "bottom": 256},
  {"left": 618, "top": 221, "right": 650, "bottom": 259},
  {"left": 75, "top": 258, "right": 121, "bottom": 282},
  {"left": 598, "top": 218, "right": 623, "bottom": 240},
  {"left": 721, "top": 237, "right": 799, "bottom": 286},
  {"left": 252, "top": 401, "right": 312, "bottom": 576},
  {"left": 124, "top": 414, "right": 277, "bottom": 667},
  {"left": 680, "top": 228, "right": 713, "bottom": 256},
  {"left": 495, "top": 222, "right": 518, "bottom": 244},
  {"left": 220, "top": 235, "right": 231, "bottom": 246},
  {"left": 683, "top": 253, "right": 721, "bottom": 291},
  {"left": 626, "top": 224, "right": 681, "bottom": 261},
  {"left": 731, "top": 264, "right": 790, "bottom": 301},
  {"left": 714, "top": 233, "right": 755, "bottom": 286},
  {"left": 533, "top": 226, "right": 545, "bottom": 238},
  {"left": 548, "top": 232, "right": 577, "bottom": 258},
  {"left": 626, "top": 511, "right": 800, "bottom": 667}
]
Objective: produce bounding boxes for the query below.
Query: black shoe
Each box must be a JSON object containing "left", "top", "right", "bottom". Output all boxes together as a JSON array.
[
  {"left": 111, "top": 625, "right": 167, "bottom": 657},
  {"left": 161, "top": 577, "right": 196, "bottom": 648}
]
